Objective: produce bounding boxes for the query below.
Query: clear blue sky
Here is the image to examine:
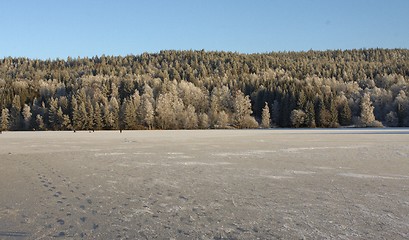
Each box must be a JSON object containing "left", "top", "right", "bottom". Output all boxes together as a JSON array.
[{"left": 1, "top": 0, "right": 408, "bottom": 59}]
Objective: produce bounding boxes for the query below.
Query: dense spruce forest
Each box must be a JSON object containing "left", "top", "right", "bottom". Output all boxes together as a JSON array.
[{"left": 0, "top": 49, "right": 408, "bottom": 131}]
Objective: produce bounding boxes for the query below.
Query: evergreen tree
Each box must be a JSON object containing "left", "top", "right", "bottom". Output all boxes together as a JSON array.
[
  {"left": 155, "top": 92, "right": 184, "bottom": 129},
  {"left": 271, "top": 100, "right": 280, "bottom": 126},
  {"left": 316, "top": 97, "right": 331, "bottom": 128},
  {"left": 93, "top": 103, "right": 103, "bottom": 130},
  {"left": 394, "top": 90, "right": 409, "bottom": 126},
  {"left": 198, "top": 113, "right": 209, "bottom": 129},
  {"left": 385, "top": 111, "right": 398, "bottom": 127},
  {"left": 360, "top": 93, "right": 376, "bottom": 126},
  {"left": 10, "top": 95, "right": 22, "bottom": 130},
  {"left": 61, "top": 113, "right": 72, "bottom": 130},
  {"left": 305, "top": 100, "right": 316, "bottom": 128},
  {"left": 48, "top": 98, "right": 58, "bottom": 130},
  {"left": 141, "top": 97, "right": 154, "bottom": 129},
  {"left": 297, "top": 90, "right": 306, "bottom": 109},
  {"left": 71, "top": 96, "right": 80, "bottom": 130},
  {"left": 85, "top": 98, "right": 94, "bottom": 130},
  {"left": 183, "top": 105, "right": 198, "bottom": 129},
  {"left": 120, "top": 98, "right": 138, "bottom": 129},
  {"left": 22, "top": 104, "right": 32, "bottom": 130},
  {"left": 56, "top": 107, "right": 65, "bottom": 130},
  {"left": 233, "top": 90, "right": 255, "bottom": 128},
  {"left": 290, "top": 109, "right": 306, "bottom": 128},
  {"left": 1, "top": 108, "right": 10, "bottom": 131},
  {"left": 216, "top": 110, "right": 229, "bottom": 129},
  {"left": 261, "top": 102, "right": 271, "bottom": 128},
  {"left": 35, "top": 114, "right": 45, "bottom": 130},
  {"left": 339, "top": 102, "right": 352, "bottom": 126},
  {"left": 108, "top": 97, "right": 120, "bottom": 129},
  {"left": 329, "top": 99, "right": 339, "bottom": 128}
]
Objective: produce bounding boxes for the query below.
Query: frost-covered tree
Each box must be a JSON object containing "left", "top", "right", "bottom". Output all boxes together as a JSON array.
[
  {"left": 85, "top": 98, "right": 94, "bottom": 130},
  {"left": 93, "top": 103, "right": 103, "bottom": 130},
  {"left": 35, "top": 114, "right": 45, "bottom": 130},
  {"left": 360, "top": 93, "right": 376, "bottom": 126},
  {"left": 385, "top": 111, "right": 398, "bottom": 127},
  {"left": 271, "top": 100, "right": 280, "bottom": 126},
  {"left": 142, "top": 99, "right": 154, "bottom": 129},
  {"left": 338, "top": 102, "right": 352, "bottom": 126},
  {"left": 394, "top": 90, "right": 409, "bottom": 126},
  {"left": 215, "top": 110, "right": 229, "bottom": 129},
  {"left": 183, "top": 105, "right": 198, "bottom": 129},
  {"left": 108, "top": 97, "right": 120, "bottom": 129},
  {"left": 198, "top": 113, "right": 209, "bottom": 129},
  {"left": 10, "top": 95, "right": 22, "bottom": 130},
  {"left": 1, "top": 108, "right": 10, "bottom": 131},
  {"left": 48, "top": 98, "right": 59, "bottom": 130},
  {"left": 233, "top": 90, "right": 256, "bottom": 128},
  {"left": 22, "top": 104, "right": 32, "bottom": 130},
  {"left": 155, "top": 92, "right": 184, "bottom": 129},
  {"left": 305, "top": 101, "right": 316, "bottom": 128},
  {"left": 120, "top": 96, "right": 139, "bottom": 130},
  {"left": 290, "top": 109, "right": 306, "bottom": 128},
  {"left": 261, "top": 102, "right": 271, "bottom": 128}
]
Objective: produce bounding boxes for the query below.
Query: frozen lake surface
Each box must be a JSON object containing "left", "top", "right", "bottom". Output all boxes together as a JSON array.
[{"left": 1, "top": 129, "right": 409, "bottom": 239}]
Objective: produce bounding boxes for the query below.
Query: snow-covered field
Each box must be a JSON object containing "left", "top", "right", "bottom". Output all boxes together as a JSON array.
[{"left": 1, "top": 129, "right": 409, "bottom": 239}]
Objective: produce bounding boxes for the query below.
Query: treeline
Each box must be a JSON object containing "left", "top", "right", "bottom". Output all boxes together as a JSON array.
[{"left": 0, "top": 49, "right": 409, "bottom": 131}]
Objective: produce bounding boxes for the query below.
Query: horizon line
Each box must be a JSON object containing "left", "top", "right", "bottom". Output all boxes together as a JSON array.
[{"left": 1, "top": 47, "right": 408, "bottom": 61}]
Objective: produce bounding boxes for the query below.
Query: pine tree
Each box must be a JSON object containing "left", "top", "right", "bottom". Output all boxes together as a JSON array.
[
  {"left": 297, "top": 90, "right": 306, "bottom": 109},
  {"left": 35, "top": 114, "right": 45, "bottom": 130},
  {"left": 48, "top": 98, "right": 58, "bottom": 130},
  {"left": 141, "top": 98, "right": 154, "bottom": 129},
  {"left": 316, "top": 97, "right": 331, "bottom": 127},
  {"left": 77, "top": 101, "right": 88, "bottom": 130},
  {"left": 305, "top": 100, "right": 316, "bottom": 128},
  {"left": 10, "top": 95, "right": 22, "bottom": 130},
  {"left": 216, "top": 110, "right": 229, "bottom": 129},
  {"left": 271, "top": 100, "right": 280, "bottom": 126},
  {"left": 109, "top": 97, "right": 120, "bottom": 130},
  {"left": 61, "top": 113, "right": 72, "bottom": 130},
  {"left": 120, "top": 98, "right": 137, "bottom": 130},
  {"left": 1, "top": 108, "right": 10, "bottom": 131},
  {"left": 329, "top": 99, "right": 339, "bottom": 128},
  {"left": 261, "top": 102, "right": 271, "bottom": 128},
  {"left": 140, "top": 86, "right": 155, "bottom": 129},
  {"left": 22, "top": 104, "right": 32, "bottom": 130},
  {"left": 155, "top": 92, "right": 184, "bottom": 129},
  {"left": 56, "top": 107, "right": 65, "bottom": 130},
  {"left": 339, "top": 102, "right": 352, "bottom": 126},
  {"left": 85, "top": 98, "right": 94, "bottom": 130},
  {"left": 395, "top": 90, "right": 408, "bottom": 126},
  {"left": 71, "top": 96, "right": 80, "bottom": 130},
  {"left": 93, "top": 103, "right": 103, "bottom": 130},
  {"left": 198, "top": 113, "right": 209, "bottom": 129},
  {"left": 233, "top": 90, "right": 254, "bottom": 128},
  {"left": 290, "top": 109, "right": 306, "bottom": 128},
  {"left": 183, "top": 105, "right": 198, "bottom": 129},
  {"left": 360, "top": 93, "right": 376, "bottom": 126},
  {"left": 385, "top": 111, "right": 398, "bottom": 127}
]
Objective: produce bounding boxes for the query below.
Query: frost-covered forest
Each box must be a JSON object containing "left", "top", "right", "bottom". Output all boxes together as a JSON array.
[{"left": 0, "top": 49, "right": 408, "bottom": 131}]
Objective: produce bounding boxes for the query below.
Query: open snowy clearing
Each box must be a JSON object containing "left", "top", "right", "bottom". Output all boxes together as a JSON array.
[{"left": 1, "top": 129, "right": 409, "bottom": 239}]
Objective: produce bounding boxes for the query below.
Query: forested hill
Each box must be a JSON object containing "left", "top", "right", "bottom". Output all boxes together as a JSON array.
[{"left": 1, "top": 49, "right": 409, "bottom": 131}]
